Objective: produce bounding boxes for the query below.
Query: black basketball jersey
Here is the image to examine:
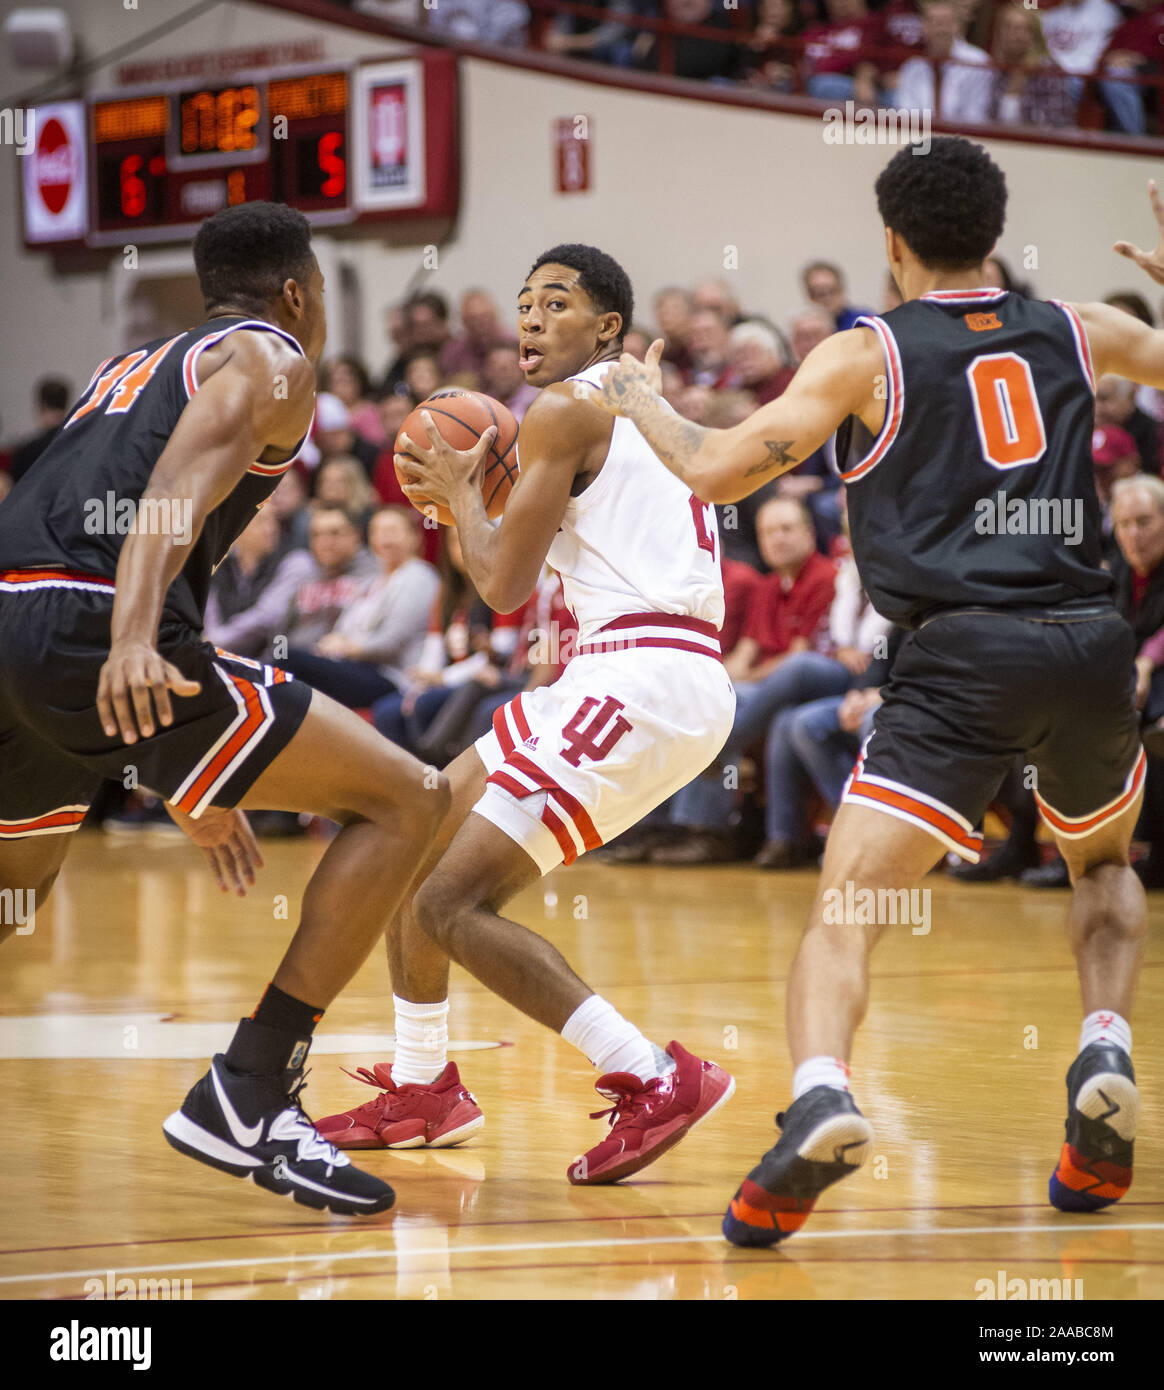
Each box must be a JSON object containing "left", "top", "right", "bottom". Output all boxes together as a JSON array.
[
  {"left": 0, "top": 316, "right": 309, "bottom": 631},
  {"left": 836, "top": 289, "right": 1111, "bottom": 628}
]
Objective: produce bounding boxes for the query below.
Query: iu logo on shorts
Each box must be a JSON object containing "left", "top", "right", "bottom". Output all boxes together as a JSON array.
[{"left": 561, "top": 695, "right": 633, "bottom": 767}]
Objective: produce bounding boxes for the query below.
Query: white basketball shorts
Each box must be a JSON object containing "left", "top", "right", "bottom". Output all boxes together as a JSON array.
[{"left": 473, "top": 613, "right": 735, "bottom": 874}]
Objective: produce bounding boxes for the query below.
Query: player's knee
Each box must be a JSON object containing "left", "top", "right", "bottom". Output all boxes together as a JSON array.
[
  {"left": 413, "top": 874, "right": 461, "bottom": 950},
  {"left": 1070, "top": 862, "right": 1146, "bottom": 944},
  {"left": 418, "top": 772, "right": 452, "bottom": 835}
]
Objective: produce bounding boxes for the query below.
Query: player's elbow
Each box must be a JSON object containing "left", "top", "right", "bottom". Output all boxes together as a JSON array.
[
  {"left": 693, "top": 464, "right": 743, "bottom": 508},
  {"left": 480, "top": 574, "right": 534, "bottom": 617}
]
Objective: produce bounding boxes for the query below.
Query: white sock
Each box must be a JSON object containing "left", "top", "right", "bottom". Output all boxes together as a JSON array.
[
  {"left": 391, "top": 995, "right": 449, "bottom": 1086},
  {"left": 1079, "top": 1010, "right": 1132, "bottom": 1056},
  {"left": 561, "top": 994, "right": 663, "bottom": 1084},
  {"left": 792, "top": 1055, "right": 851, "bottom": 1100}
]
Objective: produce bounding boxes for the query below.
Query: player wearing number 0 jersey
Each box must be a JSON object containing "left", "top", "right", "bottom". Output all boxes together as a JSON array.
[
  {"left": 315, "top": 245, "right": 737, "bottom": 1180},
  {"left": 591, "top": 138, "right": 1163, "bottom": 1243}
]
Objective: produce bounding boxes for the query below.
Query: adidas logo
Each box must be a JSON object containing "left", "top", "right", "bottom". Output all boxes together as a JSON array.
[{"left": 522, "top": 735, "right": 539, "bottom": 750}]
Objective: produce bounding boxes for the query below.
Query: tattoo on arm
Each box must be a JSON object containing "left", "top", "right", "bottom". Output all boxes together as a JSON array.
[
  {"left": 607, "top": 376, "right": 709, "bottom": 483},
  {"left": 742, "top": 439, "right": 797, "bottom": 478}
]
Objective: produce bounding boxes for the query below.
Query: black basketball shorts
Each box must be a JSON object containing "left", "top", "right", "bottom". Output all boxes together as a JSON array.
[
  {"left": 841, "top": 603, "right": 1145, "bottom": 863},
  {"left": 0, "top": 569, "right": 311, "bottom": 840}
]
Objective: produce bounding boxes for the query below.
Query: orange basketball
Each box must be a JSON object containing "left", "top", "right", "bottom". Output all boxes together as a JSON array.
[{"left": 394, "top": 389, "right": 520, "bottom": 526}]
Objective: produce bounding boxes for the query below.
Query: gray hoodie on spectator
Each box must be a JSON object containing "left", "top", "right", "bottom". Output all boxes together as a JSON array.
[{"left": 331, "top": 556, "right": 441, "bottom": 685}]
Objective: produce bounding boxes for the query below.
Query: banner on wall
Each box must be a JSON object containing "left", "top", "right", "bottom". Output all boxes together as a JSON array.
[{"left": 353, "top": 59, "right": 426, "bottom": 213}]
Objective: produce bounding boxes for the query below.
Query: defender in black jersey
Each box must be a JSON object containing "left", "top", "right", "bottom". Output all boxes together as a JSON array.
[
  {"left": 594, "top": 138, "right": 1159, "bottom": 1245},
  {"left": 0, "top": 202, "right": 450, "bottom": 1216}
]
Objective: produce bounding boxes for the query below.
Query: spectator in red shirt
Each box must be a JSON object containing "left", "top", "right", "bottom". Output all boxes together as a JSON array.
[
  {"left": 371, "top": 393, "right": 442, "bottom": 565},
  {"left": 1100, "top": 0, "right": 1164, "bottom": 134},
  {"left": 802, "top": 0, "right": 884, "bottom": 107},
  {"left": 720, "top": 556, "right": 764, "bottom": 656},
  {"left": 654, "top": 498, "right": 845, "bottom": 863}
]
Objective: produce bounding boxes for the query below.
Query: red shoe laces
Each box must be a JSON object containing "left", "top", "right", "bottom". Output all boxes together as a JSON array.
[
  {"left": 590, "top": 1077, "right": 663, "bottom": 1127},
  {"left": 340, "top": 1066, "right": 399, "bottom": 1120}
]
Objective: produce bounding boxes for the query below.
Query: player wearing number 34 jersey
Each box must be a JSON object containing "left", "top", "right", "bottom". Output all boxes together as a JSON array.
[{"left": 314, "top": 245, "right": 738, "bottom": 1182}]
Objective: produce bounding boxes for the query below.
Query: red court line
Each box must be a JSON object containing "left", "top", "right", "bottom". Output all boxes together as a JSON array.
[{"left": 5, "top": 1199, "right": 1163, "bottom": 1258}]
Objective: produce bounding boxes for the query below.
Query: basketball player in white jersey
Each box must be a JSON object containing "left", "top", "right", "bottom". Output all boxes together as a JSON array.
[{"left": 314, "top": 245, "right": 736, "bottom": 1183}]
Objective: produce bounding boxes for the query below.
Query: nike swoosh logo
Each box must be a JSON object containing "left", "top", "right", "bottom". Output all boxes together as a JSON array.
[{"left": 211, "top": 1061, "right": 264, "bottom": 1147}]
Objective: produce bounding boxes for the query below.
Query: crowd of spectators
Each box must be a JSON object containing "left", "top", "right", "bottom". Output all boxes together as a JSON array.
[
  {"left": 5, "top": 262, "right": 1164, "bottom": 874},
  {"left": 326, "top": 0, "right": 1164, "bottom": 138}
]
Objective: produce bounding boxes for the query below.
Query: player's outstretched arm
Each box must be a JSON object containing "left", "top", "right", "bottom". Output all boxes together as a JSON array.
[
  {"left": 1075, "top": 299, "right": 1164, "bottom": 390},
  {"left": 591, "top": 333, "right": 879, "bottom": 504},
  {"left": 398, "top": 387, "right": 603, "bottom": 613},
  {"left": 98, "top": 334, "right": 314, "bottom": 744}
]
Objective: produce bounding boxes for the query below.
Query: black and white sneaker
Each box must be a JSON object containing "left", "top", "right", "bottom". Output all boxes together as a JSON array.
[{"left": 163, "top": 1054, "right": 395, "bottom": 1216}]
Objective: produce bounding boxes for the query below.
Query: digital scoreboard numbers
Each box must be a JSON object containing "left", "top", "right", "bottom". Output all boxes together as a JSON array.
[
  {"left": 89, "top": 72, "right": 348, "bottom": 242},
  {"left": 92, "top": 94, "right": 168, "bottom": 233},
  {"left": 23, "top": 55, "right": 456, "bottom": 250},
  {"left": 177, "top": 84, "right": 262, "bottom": 161},
  {"left": 268, "top": 72, "right": 348, "bottom": 212}
]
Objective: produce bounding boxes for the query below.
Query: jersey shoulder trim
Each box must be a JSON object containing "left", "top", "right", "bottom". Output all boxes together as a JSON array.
[
  {"left": 841, "top": 315, "right": 904, "bottom": 484},
  {"left": 182, "top": 319, "right": 306, "bottom": 401},
  {"left": 182, "top": 319, "right": 311, "bottom": 477},
  {"left": 1049, "top": 299, "right": 1096, "bottom": 394},
  {"left": 919, "top": 288, "right": 1010, "bottom": 305}
]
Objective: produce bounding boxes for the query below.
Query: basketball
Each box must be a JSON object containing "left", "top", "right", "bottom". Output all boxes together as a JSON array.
[{"left": 394, "top": 389, "right": 520, "bottom": 526}]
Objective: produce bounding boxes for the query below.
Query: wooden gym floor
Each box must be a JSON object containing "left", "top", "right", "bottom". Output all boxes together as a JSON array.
[{"left": 1, "top": 831, "right": 1161, "bottom": 1301}]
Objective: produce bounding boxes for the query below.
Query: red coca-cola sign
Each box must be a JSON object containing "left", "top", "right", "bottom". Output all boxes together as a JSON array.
[
  {"left": 22, "top": 101, "right": 87, "bottom": 244},
  {"left": 35, "top": 115, "right": 77, "bottom": 215}
]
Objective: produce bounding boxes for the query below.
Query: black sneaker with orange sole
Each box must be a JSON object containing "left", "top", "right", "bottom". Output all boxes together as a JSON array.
[
  {"left": 1048, "top": 1042, "right": 1137, "bottom": 1212},
  {"left": 723, "top": 1086, "right": 872, "bottom": 1247}
]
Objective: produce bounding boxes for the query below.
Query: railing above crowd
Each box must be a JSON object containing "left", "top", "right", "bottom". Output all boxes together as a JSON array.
[{"left": 302, "top": 0, "right": 1164, "bottom": 143}]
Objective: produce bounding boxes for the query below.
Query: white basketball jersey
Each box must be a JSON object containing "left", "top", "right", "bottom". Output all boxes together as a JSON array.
[{"left": 545, "top": 362, "right": 725, "bottom": 642}]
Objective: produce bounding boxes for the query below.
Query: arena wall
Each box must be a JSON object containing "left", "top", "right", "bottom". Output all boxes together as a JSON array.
[{"left": 0, "top": 0, "right": 1155, "bottom": 433}]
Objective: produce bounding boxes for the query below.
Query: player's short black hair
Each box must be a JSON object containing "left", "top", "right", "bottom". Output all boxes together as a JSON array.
[
  {"left": 527, "top": 243, "right": 634, "bottom": 339},
  {"left": 875, "top": 137, "right": 1006, "bottom": 271},
  {"left": 193, "top": 201, "right": 315, "bottom": 311},
  {"left": 37, "top": 377, "right": 71, "bottom": 411}
]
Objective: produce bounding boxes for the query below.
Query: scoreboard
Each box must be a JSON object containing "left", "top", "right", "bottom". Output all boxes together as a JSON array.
[{"left": 21, "top": 53, "right": 459, "bottom": 249}]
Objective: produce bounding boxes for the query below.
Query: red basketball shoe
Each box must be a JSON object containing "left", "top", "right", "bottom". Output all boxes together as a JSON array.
[
  {"left": 568, "top": 1041, "right": 734, "bottom": 1185},
  {"left": 314, "top": 1062, "right": 484, "bottom": 1150}
]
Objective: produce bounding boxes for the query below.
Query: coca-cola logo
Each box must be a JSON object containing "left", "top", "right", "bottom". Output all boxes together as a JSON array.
[{"left": 35, "top": 116, "right": 76, "bottom": 216}]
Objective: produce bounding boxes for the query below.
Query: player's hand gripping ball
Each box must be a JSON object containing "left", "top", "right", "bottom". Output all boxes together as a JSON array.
[{"left": 394, "top": 390, "right": 520, "bottom": 526}]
